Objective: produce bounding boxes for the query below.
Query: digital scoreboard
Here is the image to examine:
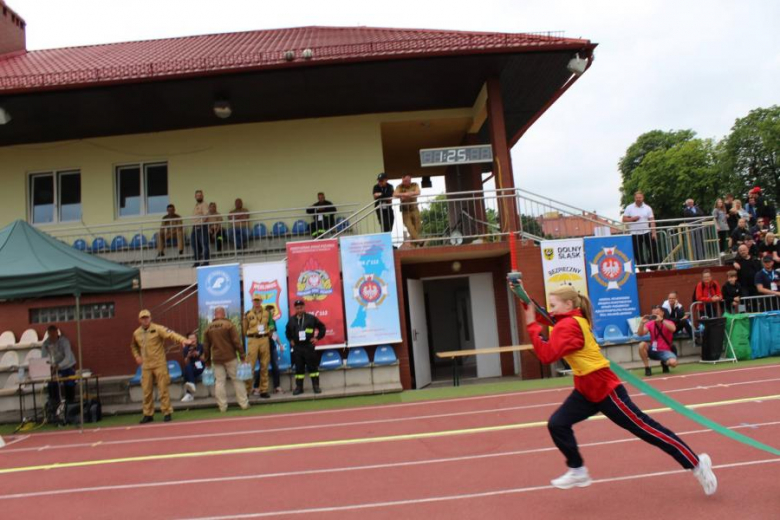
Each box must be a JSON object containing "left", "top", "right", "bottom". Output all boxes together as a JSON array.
[{"left": 419, "top": 145, "right": 493, "bottom": 167}]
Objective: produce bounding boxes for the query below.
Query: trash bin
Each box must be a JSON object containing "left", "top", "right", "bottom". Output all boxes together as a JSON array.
[{"left": 700, "top": 317, "right": 726, "bottom": 361}]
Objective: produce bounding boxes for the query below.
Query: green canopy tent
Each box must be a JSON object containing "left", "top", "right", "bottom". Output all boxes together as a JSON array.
[{"left": 0, "top": 220, "right": 139, "bottom": 430}]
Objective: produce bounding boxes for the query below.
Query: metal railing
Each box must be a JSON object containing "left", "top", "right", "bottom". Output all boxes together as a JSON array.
[
  {"left": 627, "top": 217, "right": 722, "bottom": 270},
  {"left": 739, "top": 294, "right": 780, "bottom": 314}
]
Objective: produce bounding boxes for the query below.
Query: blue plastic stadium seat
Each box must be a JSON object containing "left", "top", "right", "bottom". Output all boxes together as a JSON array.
[
  {"left": 91, "top": 237, "right": 108, "bottom": 252},
  {"left": 335, "top": 217, "right": 348, "bottom": 232},
  {"left": 602, "top": 324, "right": 629, "bottom": 343},
  {"left": 253, "top": 223, "right": 267, "bottom": 239},
  {"left": 129, "top": 366, "right": 142, "bottom": 385},
  {"left": 129, "top": 233, "right": 148, "bottom": 250},
  {"left": 110, "top": 235, "right": 128, "bottom": 251},
  {"left": 291, "top": 219, "right": 309, "bottom": 236},
  {"left": 319, "top": 350, "right": 342, "bottom": 370},
  {"left": 72, "top": 239, "right": 87, "bottom": 251},
  {"left": 346, "top": 347, "right": 370, "bottom": 368},
  {"left": 373, "top": 345, "right": 398, "bottom": 366},
  {"left": 167, "top": 360, "right": 183, "bottom": 382},
  {"left": 272, "top": 221, "right": 289, "bottom": 237}
]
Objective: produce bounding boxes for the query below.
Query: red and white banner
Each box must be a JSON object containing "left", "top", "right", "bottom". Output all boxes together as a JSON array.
[{"left": 286, "top": 239, "right": 346, "bottom": 349}]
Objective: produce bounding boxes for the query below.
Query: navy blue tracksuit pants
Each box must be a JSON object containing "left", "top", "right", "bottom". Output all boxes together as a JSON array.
[{"left": 548, "top": 384, "right": 699, "bottom": 470}]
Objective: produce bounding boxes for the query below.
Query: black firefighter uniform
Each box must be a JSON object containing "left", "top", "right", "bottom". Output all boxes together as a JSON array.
[
  {"left": 131, "top": 321, "right": 188, "bottom": 417},
  {"left": 242, "top": 306, "right": 271, "bottom": 393}
]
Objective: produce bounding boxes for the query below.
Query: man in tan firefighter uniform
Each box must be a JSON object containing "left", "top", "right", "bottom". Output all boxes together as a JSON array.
[
  {"left": 394, "top": 174, "right": 422, "bottom": 246},
  {"left": 131, "top": 309, "right": 193, "bottom": 424},
  {"left": 242, "top": 294, "right": 272, "bottom": 398},
  {"left": 202, "top": 306, "right": 250, "bottom": 412}
]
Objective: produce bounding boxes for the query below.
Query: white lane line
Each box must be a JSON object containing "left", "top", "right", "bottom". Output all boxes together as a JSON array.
[
  {"left": 181, "top": 457, "right": 780, "bottom": 519},
  {"left": 5, "top": 377, "right": 780, "bottom": 455},
  {"left": 15, "top": 363, "right": 780, "bottom": 441},
  {"left": 2, "top": 420, "right": 779, "bottom": 501},
  {"left": 0, "top": 436, "right": 29, "bottom": 448}
]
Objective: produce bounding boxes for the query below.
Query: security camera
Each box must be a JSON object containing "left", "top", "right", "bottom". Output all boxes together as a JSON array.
[
  {"left": 0, "top": 107, "right": 10, "bottom": 125},
  {"left": 567, "top": 54, "right": 588, "bottom": 76}
]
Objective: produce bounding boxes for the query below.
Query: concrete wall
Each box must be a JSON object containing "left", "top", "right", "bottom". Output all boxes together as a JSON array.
[{"left": 0, "top": 108, "right": 470, "bottom": 230}]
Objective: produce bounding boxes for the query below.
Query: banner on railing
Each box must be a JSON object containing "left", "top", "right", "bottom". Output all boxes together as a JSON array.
[
  {"left": 286, "top": 239, "right": 346, "bottom": 349},
  {"left": 340, "top": 233, "right": 402, "bottom": 347},
  {"left": 242, "top": 261, "right": 292, "bottom": 368},
  {"left": 583, "top": 235, "right": 640, "bottom": 338},
  {"left": 540, "top": 239, "right": 589, "bottom": 308},
  {"left": 196, "top": 264, "right": 242, "bottom": 341}
]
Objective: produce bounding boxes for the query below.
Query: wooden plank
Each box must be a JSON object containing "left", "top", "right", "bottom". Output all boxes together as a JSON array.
[{"left": 436, "top": 344, "right": 534, "bottom": 359}]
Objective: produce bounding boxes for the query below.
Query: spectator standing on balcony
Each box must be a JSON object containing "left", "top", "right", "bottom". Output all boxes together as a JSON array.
[
  {"left": 243, "top": 294, "right": 272, "bottom": 398},
  {"left": 131, "top": 310, "right": 194, "bottom": 423},
  {"left": 229, "top": 198, "right": 251, "bottom": 250},
  {"left": 733, "top": 244, "right": 762, "bottom": 297},
  {"left": 694, "top": 269, "right": 722, "bottom": 317},
  {"left": 661, "top": 292, "right": 693, "bottom": 338},
  {"left": 683, "top": 199, "right": 706, "bottom": 259},
  {"left": 755, "top": 256, "right": 780, "bottom": 298},
  {"left": 758, "top": 232, "right": 780, "bottom": 263},
  {"left": 730, "top": 218, "right": 751, "bottom": 251},
  {"left": 394, "top": 175, "right": 422, "bottom": 246},
  {"left": 724, "top": 194, "right": 734, "bottom": 213},
  {"left": 722, "top": 270, "right": 743, "bottom": 313},
  {"left": 712, "top": 199, "right": 729, "bottom": 253},
  {"left": 181, "top": 332, "right": 203, "bottom": 403},
  {"left": 202, "top": 307, "right": 250, "bottom": 412},
  {"left": 745, "top": 195, "right": 758, "bottom": 226},
  {"left": 751, "top": 187, "right": 776, "bottom": 229},
  {"left": 373, "top": 173, "right": 395, "bottom": 233},
  {"left": 157, "top": 204, "right": 184, "bottom": 257},
  {"left": 206, "top": 202, "right": 225, "bottom": 252},
  {"left": 191, "top": 190, "right": 210, "bottom": 267},
  {"left": 622, "top": 191, "right": 657, "bottom": 268},
  {"left": 727, "top": 200, "right": 749, "bottom": 233},
  {"left": 683, "top": 199, "right": 704, "bottom": 218},
  {"left": 307, "top": 192, "right": 337, "bottom": 238},
  {"left": 637, "top": 306, "right": 678, "bottom": 376}
]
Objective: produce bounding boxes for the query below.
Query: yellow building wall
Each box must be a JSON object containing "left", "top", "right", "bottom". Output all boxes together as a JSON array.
[{"left": 0, "top": 108, "right": 470, "bottom": 231}]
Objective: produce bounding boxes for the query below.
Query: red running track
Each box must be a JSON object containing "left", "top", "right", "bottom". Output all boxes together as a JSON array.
[{"left": 1, "top": 364, "right": 779, "bottom": 519}]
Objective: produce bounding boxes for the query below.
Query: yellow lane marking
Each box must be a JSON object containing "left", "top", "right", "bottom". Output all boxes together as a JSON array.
[{"left": 1, "top": 393, "right": 778, "bottom": 475}]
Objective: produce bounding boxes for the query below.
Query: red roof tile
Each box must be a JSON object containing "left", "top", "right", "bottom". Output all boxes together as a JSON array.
[{"left": 0, "top": 26, "right": 590, "bottom": 94}]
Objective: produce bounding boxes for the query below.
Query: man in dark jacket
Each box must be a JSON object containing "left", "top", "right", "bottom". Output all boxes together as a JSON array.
[
  {"left": 286, "top": 299, "right": 327, "bottom": 395},
  {"left": 732, "top": 244, "right": 761, "bottom": 296},
  {"left": 203, "top": 307, "right": 249, "bottom": 412},
  {"left": 307, "top": 192, "right": 337, "bottom": 238}
]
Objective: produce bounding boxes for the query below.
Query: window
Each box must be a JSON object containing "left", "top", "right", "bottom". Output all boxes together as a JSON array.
[
  {"left": 29, "top": 170, "right": 81, "bottom": 224},
  {"left": 30, "top": 302, "right": 115, "bottom": 324},
  {"left": 116, "top": 162, "right": 168, "bottom": 217}
]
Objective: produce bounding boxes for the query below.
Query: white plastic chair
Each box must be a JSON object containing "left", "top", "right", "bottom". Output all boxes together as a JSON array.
[
  {"left": 0, "top": 331, "right": 15, "bottom": 348},
  {"left": 0, "top": 351, "right": 19, "bottom": 369},
  {"left": 24, "top": 349, "right": 42, "bottom": 364},
  {"left": 18, "top": 329, "right": 40, "bottom": 346}
]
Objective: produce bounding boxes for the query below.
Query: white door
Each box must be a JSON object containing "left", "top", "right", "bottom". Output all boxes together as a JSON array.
[
  {"left": 469, "top": 273, "right": 502, "bottom": 378},
  {"left": 407, "top": 279, "right": 432, "bottom": 389}
]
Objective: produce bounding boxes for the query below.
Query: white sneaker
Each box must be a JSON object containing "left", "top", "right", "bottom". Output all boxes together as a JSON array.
[
  {"left": 185, "top": 382, "right": 197, "bottom": 394},
  {"left": 692, "top": 453, "right": 717, "bottom": 496},
  {"left": 551, "top": 467, "right": 592, "bottom": 489},
  {"left": 181, "top": 393, "right": 194, "bottom": 403}
]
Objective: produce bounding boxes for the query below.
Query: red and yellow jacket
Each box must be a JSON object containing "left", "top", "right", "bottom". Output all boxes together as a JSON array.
[{"left": 527, "top": 309, "right": 620, "bottom": 403}]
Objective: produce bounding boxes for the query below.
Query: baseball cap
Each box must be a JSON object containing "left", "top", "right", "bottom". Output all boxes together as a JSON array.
[
  {"left": 294, "top": 299, "right": 305, "bottom": 306},
  {"left": 762, "top": 255, "right": 774, "bottom": 264},
  {"left": 377, "top": 172, "right": 388, "bottom": 180},
  {"left": 252, "top": 294, "right": 262, "bottom": 301},
  {"left": 749, "top": 187, "right": 761, "bottom": 194},
  {"left": 138, "top": 309, "right": 151, "bottom": 318}
]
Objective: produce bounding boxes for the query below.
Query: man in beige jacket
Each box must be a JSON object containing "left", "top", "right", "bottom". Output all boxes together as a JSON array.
[{"left": 202, "top": 307, "right": 250, "bottom": 412}]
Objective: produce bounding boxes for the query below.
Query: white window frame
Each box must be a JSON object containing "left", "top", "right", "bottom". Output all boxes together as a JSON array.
[
  {"left": 28, "top": 169, "right": 82, "bottom": 225},
  {"left": 114, "top": 161, "right": 169, "bottom": 218}
]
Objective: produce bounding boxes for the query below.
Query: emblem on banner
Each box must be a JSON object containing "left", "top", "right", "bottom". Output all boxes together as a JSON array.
[
  {"left": 296, "top": 258, "right": 334, "bottom": 301},
  {"left": 248, "top": 281, "right": 282, "bottom": 320},
  {"left": 589, "top": 247, "right": 632, "bottom": 290},
  {"left": 543, "top": 248, "right": 555, "bottom": 261},
  {"left": 353, "top": 275, "right": 388, "bottom": 309},
  {"left": 205, "top": 269, "right": 232, "bottom": 297}
]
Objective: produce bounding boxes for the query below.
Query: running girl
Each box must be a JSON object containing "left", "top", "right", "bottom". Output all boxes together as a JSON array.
[{"left": 515, "top": 283, "right": 717, "bottom": 494}]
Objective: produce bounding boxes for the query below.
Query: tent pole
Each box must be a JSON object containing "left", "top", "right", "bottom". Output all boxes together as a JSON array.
[{"left": 76, "top": 294, "right": 84, "bottom": 433}]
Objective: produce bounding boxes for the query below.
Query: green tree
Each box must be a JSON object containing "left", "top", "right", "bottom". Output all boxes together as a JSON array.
[
  {"left": 629, "top": 138, "right": 729, "bottom": 220},
  {"left": 619, "top": 129, "right": 696, "bottom": 207},
  {"left": 719, "top": 105, "right": 780, "bottom": 204}
]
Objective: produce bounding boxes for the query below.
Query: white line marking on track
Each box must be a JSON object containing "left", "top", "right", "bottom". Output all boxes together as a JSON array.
[
  {"left": 0, "top": 435, "right": 29, "bottom": 448},
  {"left": 180, "top": 457, "right": 780, "bottom": 519},
  {"left": 13, "top": 363, "right": 780, "bottom": 441},
  {"left": 5, "top": 377, "right": 780, "bottom": 455},
  {"left": 2, "top": 421, "right": 779, "bottom": 501}
]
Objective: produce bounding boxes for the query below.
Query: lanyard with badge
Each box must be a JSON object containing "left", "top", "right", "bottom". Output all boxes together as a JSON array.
[
  {"left": 298, "top": 315, "right": 307, "bottom": 342},
  {"left": 767, "top": 269, "right": 778, "bottom": 292}
]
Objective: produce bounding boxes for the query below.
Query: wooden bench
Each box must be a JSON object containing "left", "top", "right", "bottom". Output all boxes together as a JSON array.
[{"left": 436, "top": 345, "right": 534, "bottom": 386}]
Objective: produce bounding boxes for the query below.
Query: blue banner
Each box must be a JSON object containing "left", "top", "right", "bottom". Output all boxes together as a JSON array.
[
  {"left": 340, "top": 233, "right": 402, "bottom": 347},
  {"left": 242, "top": 261, "right": 292, "bottom": 369},
  {"left": 197, "top": 264, "right": 242, "bottom": 340},
  {"left": 583, "top": 236, "right": 640, "bottom": 338}
]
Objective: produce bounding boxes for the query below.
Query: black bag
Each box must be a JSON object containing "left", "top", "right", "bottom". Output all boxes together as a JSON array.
[{"left": 64, "top": 399, "right": 103, "bottom": 424}]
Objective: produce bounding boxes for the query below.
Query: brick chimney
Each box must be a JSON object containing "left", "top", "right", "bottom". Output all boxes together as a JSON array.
[{"left": 0, "top": 1, "right": 26, "bottom": 57}]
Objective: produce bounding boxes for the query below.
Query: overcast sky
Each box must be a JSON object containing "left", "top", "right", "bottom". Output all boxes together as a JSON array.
[{"left": 8, "top": 0, "right": 779, "bottom": 218}]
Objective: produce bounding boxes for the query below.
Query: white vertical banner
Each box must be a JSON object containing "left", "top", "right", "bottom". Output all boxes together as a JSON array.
[
  {"left": 540, "top": 239, "right": 589, "bottom": 307},
  {"left": 242, "top": 261, "right": 291, "bottom": 369}
]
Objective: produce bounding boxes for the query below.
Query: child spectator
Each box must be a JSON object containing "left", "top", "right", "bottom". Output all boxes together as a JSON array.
[{"left": 721, "top": 270, "right": 743, "bottom": 314}]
